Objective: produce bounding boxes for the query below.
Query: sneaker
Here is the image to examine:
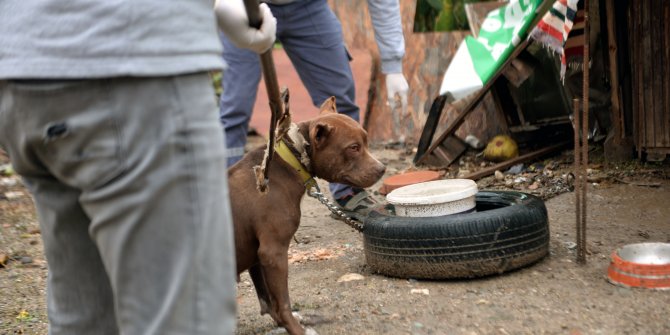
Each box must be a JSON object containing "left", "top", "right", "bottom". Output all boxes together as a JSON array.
[{"left": 334, "top": 189, "right": 378, "bottom": 221}]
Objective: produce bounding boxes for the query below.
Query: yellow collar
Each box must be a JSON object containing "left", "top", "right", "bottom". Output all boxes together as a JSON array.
[{"left": 275, "top": 140, "right": 316, "bottom": 189}]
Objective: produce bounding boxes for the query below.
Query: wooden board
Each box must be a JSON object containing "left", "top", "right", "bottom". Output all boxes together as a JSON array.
[{"left": 629, "top": 0, "right": 670, "bottom": 155}]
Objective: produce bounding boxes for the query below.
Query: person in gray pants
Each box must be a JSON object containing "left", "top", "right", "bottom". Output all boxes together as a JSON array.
[
  {"left": 0, "top": 0, "right": 276, "bottom": 334},
  {"left": 219, "top": 0, "right": 408, "bottom": 217}
]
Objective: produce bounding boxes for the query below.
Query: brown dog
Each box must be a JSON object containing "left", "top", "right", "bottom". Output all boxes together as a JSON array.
[{"left": 228, "top": 97, "right": 385, "bottom": 335}]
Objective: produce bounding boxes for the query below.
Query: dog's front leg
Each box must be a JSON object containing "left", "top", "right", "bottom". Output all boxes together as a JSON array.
[
  {"left": 249, "top": 263, "right": 272, "bottom": 316},
  {"left": 257, "top": 241, "right": 305, "bottom": 335}
]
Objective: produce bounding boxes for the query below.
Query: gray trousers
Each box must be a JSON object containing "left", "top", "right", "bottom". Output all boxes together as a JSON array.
[{"left": 0, "top": 73, "right": 236, "bottom": 335}]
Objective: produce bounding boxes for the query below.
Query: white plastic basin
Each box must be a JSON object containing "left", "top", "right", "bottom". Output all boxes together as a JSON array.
[{"left": 386, "top": 179, "right": 478, "bottom": 217}]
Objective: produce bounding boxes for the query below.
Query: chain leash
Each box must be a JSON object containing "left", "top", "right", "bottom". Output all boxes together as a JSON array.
[{"left": 306, "top": 184, "right": 365, "bottom": 232}]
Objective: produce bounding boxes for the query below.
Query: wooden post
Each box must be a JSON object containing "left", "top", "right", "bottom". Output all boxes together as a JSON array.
[
  {"left": 605, "top": 0, "right": 622, "bottom": 142},
  {"left": 243, "top": 0, "right": 284, "bottom": 192}
]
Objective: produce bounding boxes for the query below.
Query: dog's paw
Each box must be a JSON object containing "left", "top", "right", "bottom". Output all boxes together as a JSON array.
[
  {"left": 264, "top": 326, "right": 318, "bottom": 335},
  {"left": 259, "top": 299, "right": 271, "bottom": 315},
  {"left": 265, "top": 327, "right": 288, "bottom": 335},
  {"left": 291, "top": 311, "right": 304, "bottom": 322}
]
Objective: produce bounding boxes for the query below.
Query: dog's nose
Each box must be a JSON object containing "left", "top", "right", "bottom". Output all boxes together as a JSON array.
[{"left": 378, "top": 164, "right": 386, "bottom": 176}]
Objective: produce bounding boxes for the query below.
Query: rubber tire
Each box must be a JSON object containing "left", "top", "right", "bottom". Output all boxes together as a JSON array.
[{"left": 363, "top": 191, "right": 549, "bottom": 279}]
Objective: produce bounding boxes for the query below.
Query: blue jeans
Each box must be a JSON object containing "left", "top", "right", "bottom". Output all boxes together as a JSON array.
[
  {"left": 0, "top": 74, "right": 236, "bottom": 335},
  {"left": 219, "top": 0, "right": 359, "bottom": 200}
]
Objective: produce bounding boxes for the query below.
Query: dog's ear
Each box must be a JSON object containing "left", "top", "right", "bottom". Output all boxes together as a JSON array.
[
  {"left": 319, "top": 96, "right": 337, "bottom": 115},
  {"left": 309, "top": 122, "right": 332, "bottom": 149}
]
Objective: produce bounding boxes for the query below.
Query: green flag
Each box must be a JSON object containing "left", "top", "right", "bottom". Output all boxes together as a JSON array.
[{"left": 440, "top": 0, "right": 550, "bottom": 101}]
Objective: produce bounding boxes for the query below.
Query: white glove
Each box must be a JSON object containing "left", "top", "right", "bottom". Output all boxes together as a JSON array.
[
  {"left": 214, "top": 0, "right": 277, "bottom": 54},
  {"left": 386, "top": 72, "right": 409, "bottom": 111}
]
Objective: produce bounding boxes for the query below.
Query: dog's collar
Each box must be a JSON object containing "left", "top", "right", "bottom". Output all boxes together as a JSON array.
[{"left": 275, "top": 139, "right": 317, "bottom": 189}]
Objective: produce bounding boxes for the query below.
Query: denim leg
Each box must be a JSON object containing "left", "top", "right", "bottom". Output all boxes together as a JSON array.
[
  {"left": 25, "top": 178, "right": 120, "bottom": 335},
  {"left": 93, "top": 74, "right": 237, "bottom": 334},
  {"left": 272, "top": 0, "right": 360, "bottom": 199},
  {"left": 0, "top": 75, "right": 237, "bottom": 335},
  {"left": 219, "top": 33, "right": 262, "bottom": 167},
  {"left": 1, "top": 81, "right": 119, "bottom": 334}
]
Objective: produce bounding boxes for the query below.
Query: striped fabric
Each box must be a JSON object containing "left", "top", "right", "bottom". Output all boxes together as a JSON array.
[
  {"left": 529, "top": 0, "right": 582, "bottom": 79},
  {"left": 562, "top": 7, "right": 585, "bottom": 75}
]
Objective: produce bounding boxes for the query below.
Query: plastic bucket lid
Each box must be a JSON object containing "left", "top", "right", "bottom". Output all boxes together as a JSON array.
[{"left": 386, "top": 179, "right": 478, "bottom": 206}]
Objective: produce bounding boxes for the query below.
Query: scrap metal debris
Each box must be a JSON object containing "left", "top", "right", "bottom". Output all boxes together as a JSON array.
[
  {"left": 429, "top": 147, "right": 668, "bottom": 201},
  {"left": 442, "top": 151, "right": 576, "bottom": 200}
]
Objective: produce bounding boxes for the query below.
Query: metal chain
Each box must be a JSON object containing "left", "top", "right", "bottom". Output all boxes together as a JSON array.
[{"left": 306, "top": 184, "right": 364, "bottom": 232}]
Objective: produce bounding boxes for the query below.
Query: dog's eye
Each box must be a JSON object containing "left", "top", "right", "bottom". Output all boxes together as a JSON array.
[{"left": 348, "top": 144, "right": 360, "bottom": 152}]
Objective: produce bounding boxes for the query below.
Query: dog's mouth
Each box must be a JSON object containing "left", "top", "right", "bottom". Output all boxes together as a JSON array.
[
  {"left": 312, "top": 148, "right": 386, "bottom": 188},
  {"left": 340, "top": 169, "right": 385, "bottom": 188}
]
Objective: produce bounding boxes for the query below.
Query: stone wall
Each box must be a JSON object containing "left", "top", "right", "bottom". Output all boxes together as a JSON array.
[{"left": 330, "top": 0, "right": 507, "bottom": 146}]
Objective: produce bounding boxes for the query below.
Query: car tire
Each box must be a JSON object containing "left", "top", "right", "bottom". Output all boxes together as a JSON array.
[{"left": 363, "top": 191, "right": 549, "bottom": 279}]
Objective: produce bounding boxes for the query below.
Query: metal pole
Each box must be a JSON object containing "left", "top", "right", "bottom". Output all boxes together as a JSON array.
[
  {"left": 573, "top": 98, "right": 583, "bottom": 263},
  {"left": 577, "top": 0, "right": 590, "bottom": 264}
]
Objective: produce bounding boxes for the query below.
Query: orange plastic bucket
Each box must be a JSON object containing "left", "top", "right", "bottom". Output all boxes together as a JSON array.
[
  {"left": 378, "top": 170, "right": 441, "bottom": 195},
  {"left": 607, "top": 242, "right": 670, "bottom": 290}
]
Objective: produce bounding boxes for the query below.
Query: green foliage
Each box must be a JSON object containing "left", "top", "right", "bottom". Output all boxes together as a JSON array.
[
  {"left": 414, "top": 0, "right": 486, "bottom": 32},
  {"left": 210, "top": 71, "right": 222, "bottom": 98},
  {"left": 425, "top": 0, "right": 444, "bottom": 11},
  {"left": 0, "top": 163, "right": 14, "bottom": 176}
]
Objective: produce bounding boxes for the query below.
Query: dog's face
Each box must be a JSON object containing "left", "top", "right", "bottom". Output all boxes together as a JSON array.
[{"left": 307, "top": 98, "right": 386, "bottom": 188}]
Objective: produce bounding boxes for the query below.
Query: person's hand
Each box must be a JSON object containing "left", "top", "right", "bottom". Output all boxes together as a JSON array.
[
  {"left": 214, "top": 0, "right": 277, "bottom": 54},
  {"left": 386, "top": 72, "right": 409, "bottom": 111}
]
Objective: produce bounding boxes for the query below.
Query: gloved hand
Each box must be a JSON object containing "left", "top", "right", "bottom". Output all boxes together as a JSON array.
[
  {"left": 386, "top": 72, "right": 409, "bottom": 111},
  {"left": 214, "top": 0, "right": 277, "bottom": 54}
]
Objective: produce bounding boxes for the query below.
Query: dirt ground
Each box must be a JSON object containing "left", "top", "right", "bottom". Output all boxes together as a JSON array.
[{"left": 1, "top": 142, "right": 669, "bottom": 335}]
